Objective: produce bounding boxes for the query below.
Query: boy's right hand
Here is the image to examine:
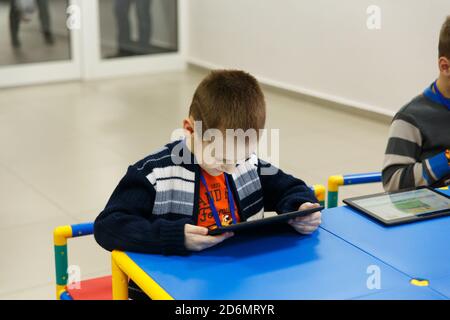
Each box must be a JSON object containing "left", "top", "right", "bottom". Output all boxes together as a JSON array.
[{"left": 184, "top": 224, "right": 234, "bottom": 251}]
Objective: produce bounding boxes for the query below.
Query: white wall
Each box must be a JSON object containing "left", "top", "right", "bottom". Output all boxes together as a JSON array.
[{"left": 187, "top": 0, "right": 450, "bottom": 116}]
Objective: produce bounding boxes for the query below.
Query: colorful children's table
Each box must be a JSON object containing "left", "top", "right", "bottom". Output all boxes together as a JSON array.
[
  {"left": 320, "top": 188, "right": 450, "bottom": 297},
  {"left": 111, "top": 189, "right": 450, "bottom": 300}
]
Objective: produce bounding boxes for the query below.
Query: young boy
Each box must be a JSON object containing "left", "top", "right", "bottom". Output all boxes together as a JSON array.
[
  {"left": 382, "top": 17, "right": 450, "bottom": 191},
  {"left": 95, "top": 70, "right": 321, "bottom": 298},
  {"left": 95, "top": 70, "right": 320, "bottom": 251},
  {"left": 94, "top": 70, "right": 321, "bottom": 297}
]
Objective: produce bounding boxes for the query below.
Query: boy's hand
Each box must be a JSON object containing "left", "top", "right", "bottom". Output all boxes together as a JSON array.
[
  {"left": 184, "top": 224, "right": 234, "bottom": 251},
  {"left": 288, "top": 202, "right": 322, "bottom": 235}
]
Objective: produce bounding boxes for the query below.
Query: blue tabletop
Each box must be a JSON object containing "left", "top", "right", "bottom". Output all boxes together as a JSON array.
[
  {"left": 127, "top": 226, "right": 416, "bottom": 299},
  {"left": 429, "top": 275, "right": 450, "bottom": 298},
  {"left": 355, "top": 285, "right": 447, "bottom": 300},
  {"left": 321, "top": 189, "right": 450, "bottom": 281}
]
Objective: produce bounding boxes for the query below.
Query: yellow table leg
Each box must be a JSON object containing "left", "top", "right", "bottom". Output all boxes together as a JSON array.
[
  {"left": 111, "top": 250, "right": 173, "bottom": 300},
  {"left": 112, "top": 253, "right": 129, "bottom": 300}
]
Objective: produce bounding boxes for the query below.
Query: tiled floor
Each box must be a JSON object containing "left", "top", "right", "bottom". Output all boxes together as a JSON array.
[{"left": 0, "top": 67, "right": 390, "bottom": 299}]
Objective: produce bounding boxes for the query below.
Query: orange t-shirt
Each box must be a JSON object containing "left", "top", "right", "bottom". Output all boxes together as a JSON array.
[{"left": 197, "top": 169, "right": 240, "bottom": 230}]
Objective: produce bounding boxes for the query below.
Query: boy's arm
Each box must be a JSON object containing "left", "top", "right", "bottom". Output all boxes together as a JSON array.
[
  {"left": 258, "top": 159, "right": 318, "bottom": 213},
  {"left": 94, "top": 166, "right": 191, "bottom": 255},
  {"left": 382, "top": 116, "right": 450, "bottom": 191}
]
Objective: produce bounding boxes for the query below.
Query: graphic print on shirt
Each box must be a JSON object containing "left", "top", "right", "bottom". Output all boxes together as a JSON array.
[{"left": 197, "top": 170, "right": 240, "bottom": 230}]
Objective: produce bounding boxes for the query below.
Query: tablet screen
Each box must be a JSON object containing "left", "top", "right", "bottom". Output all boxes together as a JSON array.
[{"left": 350, "top": 189, "right": 450, "bottom": 221}]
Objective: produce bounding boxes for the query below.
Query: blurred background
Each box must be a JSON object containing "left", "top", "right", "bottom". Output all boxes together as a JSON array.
[{"left": 0, "top": 0, "right": 448, "bottom": 299}]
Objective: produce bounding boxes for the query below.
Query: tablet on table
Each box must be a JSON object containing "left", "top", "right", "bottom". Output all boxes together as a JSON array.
[
  {"left": 207, "top": 205, "right": 324, "bottom": 235},
  {"left": 343, "top": 187, "right": 450, "bottom": 225}
]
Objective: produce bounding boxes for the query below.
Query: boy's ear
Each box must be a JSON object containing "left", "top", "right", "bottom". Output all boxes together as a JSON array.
[
  {"left": 183, "top": 117, "right": 194, "bottom": 136},
  {"left": 439, "top": 57, "right": 450, "bottom": 76}
]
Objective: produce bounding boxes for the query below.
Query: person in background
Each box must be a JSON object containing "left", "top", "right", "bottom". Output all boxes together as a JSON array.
[
  {"left": 114, "top": 0, "right": 152, "bottom": 56},
  {"left": 382, "top": 16, "right": 450, "bottom": 191},
  {"left": 9, "top": 0, "right": 54, "bottom": 48}
]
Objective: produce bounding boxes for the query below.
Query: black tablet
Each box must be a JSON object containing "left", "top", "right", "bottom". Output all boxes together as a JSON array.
[
  {"left": 343, "top": 187, "right": 450, "bottom": 225},
  {"left": 207, "top": 205, "right": 324, "bottom": 235}
]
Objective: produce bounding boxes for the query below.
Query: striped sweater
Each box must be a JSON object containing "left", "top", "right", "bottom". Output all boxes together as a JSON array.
[
  {"left": 382, "top": 83, "right": 450, "bottom": 191},
  {"left": 94, "top": 139, "right": 317, "bottom": 255}
]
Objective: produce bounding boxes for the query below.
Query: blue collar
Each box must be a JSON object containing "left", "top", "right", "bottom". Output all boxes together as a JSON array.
[{"left": 423, "top": 81, "right": 450, "bottom": 111}]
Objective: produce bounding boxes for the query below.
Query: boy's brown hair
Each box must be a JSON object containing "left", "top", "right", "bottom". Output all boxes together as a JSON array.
[
  {"left": 189, "top": 70, "right": 266, "bottom": 133},
  {"left": 439, "top": 16, "right": 450, "bottom": 59}
]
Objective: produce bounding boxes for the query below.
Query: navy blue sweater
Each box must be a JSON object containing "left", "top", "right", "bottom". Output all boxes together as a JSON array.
[{"left": 94, "top": 140, "right": 317, "bottom": 255}]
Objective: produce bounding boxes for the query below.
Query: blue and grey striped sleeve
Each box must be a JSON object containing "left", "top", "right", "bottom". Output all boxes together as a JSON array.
[
  {"left": 382, "top": 115, "right": 450, "bottom": 191},
  {"left": 94, "top": 165, "right": 190, "bottom": 255}
]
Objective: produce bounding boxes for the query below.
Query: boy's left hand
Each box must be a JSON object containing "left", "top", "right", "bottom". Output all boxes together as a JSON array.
[{"left": 288, "top": 202, "right": 322, "bottom": 235}]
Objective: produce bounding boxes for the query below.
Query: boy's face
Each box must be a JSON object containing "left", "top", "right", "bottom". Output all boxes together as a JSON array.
[
  {"left": 199, "top": 139, "right": 256, "bottom": 176},
  {"left": 183, "top": 117, "right": 257, "bottom": 176}
]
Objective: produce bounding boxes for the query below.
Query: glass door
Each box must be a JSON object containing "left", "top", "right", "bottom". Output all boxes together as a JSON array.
[
  {"left": 81, "top": 0, "right": 185, "bottom": 79},
  {"left": 0, "top": 0, "right": 185, "bottom": 87},
  {"left": 0, "top": 0, "right": 82, "bottom": 87}
]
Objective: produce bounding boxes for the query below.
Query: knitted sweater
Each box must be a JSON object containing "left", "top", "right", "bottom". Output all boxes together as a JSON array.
[
  {"left": 382, "top": 83, "right": 450, "bottom": 191},
  {"left": 94, "top": 139, "right": 317, "bottom": 255}
]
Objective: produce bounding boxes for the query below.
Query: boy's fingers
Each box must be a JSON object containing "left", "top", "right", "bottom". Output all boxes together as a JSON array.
[
  {"left": 290, "top": 217, "right": 321, "bottom": 233},
  {"left": 204, "top": 232, "right": 233, "bottom": 244},
  {"left": 292, "top": 218, "right": 322, "bottom": 227},
  {"left": 294, "top": 225, "right": 317, "bottom": 234},
  {"left": 191, "top": 232, "right": 234, "bottom": 248},
  {"left": 185, "top": 224, "right": 209, "bottom": 235},
  {"left": 292, "top": 219, "right": 319, "bottom": 225},
  {"left": 188, "top": 234, "right": 214, "bottom": 250},
  {"left": 299, "top": 203, "right": 321, "bottom": 212},
  {"left": 294, "top": 211, "right": 321, "bottom": 222},
  {"left": 214, "top": 232, "right": 234, "bottom": 241},
  {"left": 299, "top": 202, "right": 320, "bottom": 209},
  {"left": 186, "top": 227, "right": 234, "bottom": 251},
  {"left": 309, "top": 203, "right": 320, "bottom": 208},
  {"left": 298, "top": 202, "right": 313, "bottom": 209},
  {"left": 294, "top": 218, "right": 321, "bottom": 225}
]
